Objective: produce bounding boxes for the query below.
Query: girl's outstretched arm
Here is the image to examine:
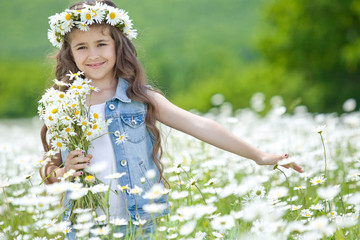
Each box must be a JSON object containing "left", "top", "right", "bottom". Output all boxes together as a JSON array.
[{"left": 149, "top": 91, "right": 303, "bottom": 173}]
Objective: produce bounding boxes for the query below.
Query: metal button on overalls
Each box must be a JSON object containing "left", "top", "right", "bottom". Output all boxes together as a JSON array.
[{"left": 109, "top": 104, "right": 115, "bottom": 110}]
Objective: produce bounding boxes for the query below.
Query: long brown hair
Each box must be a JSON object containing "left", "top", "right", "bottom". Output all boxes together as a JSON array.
[{"left": 41, "top": 0, "right": 167, "bottom": 185}]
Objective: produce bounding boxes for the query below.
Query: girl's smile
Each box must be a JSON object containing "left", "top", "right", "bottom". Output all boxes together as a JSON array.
[
  {"left": 86, "top": 62, "right": 106, "bottom": 69},
  {"left": 70, "top": 25, "right": 117, "bottom": 85}
]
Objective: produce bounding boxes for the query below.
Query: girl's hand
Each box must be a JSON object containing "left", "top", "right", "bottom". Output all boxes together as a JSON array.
[
  {"left": 256, "top": 153, "right": 303, "bottom": 173},
  {"left": 64, "top": 150, "right": 92, "bottom": 178}
]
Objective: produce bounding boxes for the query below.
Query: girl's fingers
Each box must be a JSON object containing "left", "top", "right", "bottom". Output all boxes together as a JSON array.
[
  {"left": 281, "top": 162, "right": 303, "bottom": 173},
  {"left": 72, "top": 171, "right": 84, "bottom": 178},
  {"left": 72, "top": 156, "right": 91, "bottom": 164},
  {"left": 68, "top": 150, "right": 85, "bottom": 159},
  {"left": 292, "top": 162, "right": 303, "bottom": 173},
  {"left": 72, "top": 163, "right": 89, "bottom": 171}
]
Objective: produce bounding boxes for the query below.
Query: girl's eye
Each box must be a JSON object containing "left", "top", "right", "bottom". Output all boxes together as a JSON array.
[
  {"left": 77, "top": 46, "right": 86, "bottom": 50},
  {"left": 98, "top": 43, "right": 107, "bottom": 47}
]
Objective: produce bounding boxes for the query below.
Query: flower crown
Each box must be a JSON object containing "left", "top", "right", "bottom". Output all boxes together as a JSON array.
[{"left": 48, "top": 2, "right": 137, "bottom": 49}]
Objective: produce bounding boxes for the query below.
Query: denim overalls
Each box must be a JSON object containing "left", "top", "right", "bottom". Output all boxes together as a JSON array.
[{"left": 61, "top": 78, "right": 169, "bottom": 226}]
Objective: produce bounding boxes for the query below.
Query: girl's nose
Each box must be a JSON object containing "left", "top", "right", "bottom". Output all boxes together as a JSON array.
[{"left": 88, "top": 47, "right": 100, "bottom": 60}]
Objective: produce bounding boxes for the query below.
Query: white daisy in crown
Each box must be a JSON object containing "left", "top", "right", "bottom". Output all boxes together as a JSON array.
[
  {"left": 75, "top": 21, "right": 90, "bottom": 32},
  {"left": 80, "top": 8, "right": 96, "bottom": 25},
  {"left": 47, "top": 29, "right": 62, "bottom": 49},
  {"left": 91, "top": 2, "right": 105, "bottom": 23},
  {"left": 47, "top": 3, "right": 137, "bottom": 48},
  {"left": 105, "top": 7, "right": 123, "bottom": 26}
]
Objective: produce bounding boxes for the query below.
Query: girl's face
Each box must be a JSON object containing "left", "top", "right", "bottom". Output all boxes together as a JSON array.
[{"left": 70, "top": 25, "right": 116, "bottom": 84}]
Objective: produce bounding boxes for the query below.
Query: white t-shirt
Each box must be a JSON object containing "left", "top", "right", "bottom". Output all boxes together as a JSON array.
[{"left": 88, "top": 103, "right": 127, "bottom": 220}]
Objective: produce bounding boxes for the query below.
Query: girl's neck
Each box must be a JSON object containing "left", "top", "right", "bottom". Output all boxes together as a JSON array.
[
  {"left": 91, "top": 76, "right": 118, "bottom": 91},
  {"left": 86, "top": 77, "right": 118, "bottom": 105}
]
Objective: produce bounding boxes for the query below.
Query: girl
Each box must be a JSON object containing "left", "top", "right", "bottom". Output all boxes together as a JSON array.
[{"left": 41, "top": 0, "right": 303, "bottom": 239}]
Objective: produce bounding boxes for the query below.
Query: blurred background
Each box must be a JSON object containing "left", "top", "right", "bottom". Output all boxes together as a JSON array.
[{"left": 1, "top": 0, "right": 359, "bottom": 118}]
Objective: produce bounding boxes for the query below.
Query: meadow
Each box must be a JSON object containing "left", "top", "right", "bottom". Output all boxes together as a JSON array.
[{"left": 0, "top": 95, "right": 359, "bottom": 239}]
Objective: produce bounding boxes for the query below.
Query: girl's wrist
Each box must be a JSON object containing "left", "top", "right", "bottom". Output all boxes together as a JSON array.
[{"left": 252, "top": 151, "right": 266, "bottom": 165}]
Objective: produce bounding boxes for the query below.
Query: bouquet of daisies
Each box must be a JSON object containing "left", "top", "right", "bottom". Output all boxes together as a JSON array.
[{"left": 38, "top": 71, "right": 112, "bottom": 221}]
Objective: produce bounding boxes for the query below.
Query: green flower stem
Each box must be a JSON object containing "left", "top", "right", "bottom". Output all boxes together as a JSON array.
[
  {"left": 39, "top": 161, "right": 65, "bottom": 185},
  {"left": 276, "top": 166, "right": 292, "bottom": 217},
  {"left": 319, "top": 132, "right": 327, "bottom": 180}
]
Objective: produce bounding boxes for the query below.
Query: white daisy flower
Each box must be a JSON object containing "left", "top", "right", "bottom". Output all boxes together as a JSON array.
[
  {"left": 143, "top": 183, "right": 165, "bottom": 200},
  {"left": 316, "top": 124, "right": 326, "bottom": 134},
  {"left": 291, "top": 205, "right": 302, "bottom": 211},
  {"left": 90, "top": 226, "right": 110, "bottom": 236},
  {"left": 104, "top": 172, "right": 126, "bottom": 179},
  {"left": 310, "top": 203, "right": 324, "bottom": 211},
  {"left": 143, "top": 203, "right": 167, "bottom": 214},
  {"left": 186, "top": 176, "right": 199, "bottom": 188},
  {"left": 317, "top": 185, "right": 340, "bottom": 200},
  {"left": 211, "top": 215, "right": 235, "bottom": 231},
  {"left": 80, "top": 8, "right": 95, "bottom": 25},
  {"left": 75, "top": 21, "right": 90, "bottom": 31},
  {"left": 48, "top": 13, "right": 61, "bottom": 28},
  {"left": 48, "top": 29, "right": 63, "bottom": 49},
  {"left": 294, "top": 185, "right": 306, "bottom": 190},
  {"left": 105, "top": 7, "right": 123, "bottom": 26},
  {"left": 301, "top": 209, "right": 313, "bottom": 218},
  {"left": 310, "top": 175, "right": 326, "bottom": 185},
  {"left": 179, "top": 220, "right": 197, "bottom": 236},
  {"left": 66, "top": 70, "right": 84, "bottom": 80},
  {"left": 91, "top": 184, "right": 110, "bottom": 193},
  {"left": 115, "top": 132, "right": 128, "bottom": 144},
  {"left": 109, "top": 218, "right": 127, "bottom": 226},
  {"left": 90, "top": 4, "right": 105, "bottom": 23},
  {"left": 130, "top": 185, "right": 143, "bottom": 195}
]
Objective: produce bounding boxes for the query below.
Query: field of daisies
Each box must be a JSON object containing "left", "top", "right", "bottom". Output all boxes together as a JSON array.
[{"left": 0, "top": 94, "right": 359, "bottom": 240}]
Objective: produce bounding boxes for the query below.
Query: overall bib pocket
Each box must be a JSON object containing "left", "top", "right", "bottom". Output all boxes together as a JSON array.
[{"left": 120, "top": 112, "right": 146, "bottom": 143}]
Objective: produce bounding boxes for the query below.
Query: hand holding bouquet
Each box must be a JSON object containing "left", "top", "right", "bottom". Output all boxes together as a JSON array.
[{"left": 38, "top": 71, "right": 112, "bottom": 221}]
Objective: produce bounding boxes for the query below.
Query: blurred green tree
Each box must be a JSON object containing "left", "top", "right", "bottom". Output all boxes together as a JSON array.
[{"left": 257, "top": 0, "right": 360, "bottom": 112}]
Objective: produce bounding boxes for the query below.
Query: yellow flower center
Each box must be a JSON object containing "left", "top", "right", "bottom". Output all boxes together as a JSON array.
[
  {"left": 77, "top": 86, "right": 82, "bottom": 89},
  {"left": 65, "top": 128, "right": 71, "bottom": 132},
  {"left": 110, "top": 12, "right": 116, "bottom": 19},
  {"left": 51, "top": 109, "right": 58, "bottom": 114},
  {"left": 92, "top": 125, "right": 98, "bottom": 130},
  {"left": 82, "top": 122, "right": 87, "bottom": 126},
  {"left": 57, "top": 142, "right": 62, "bottom": 147},
  {"left": 65, "top": 13, "right": 71, "bottom": 21},
  {"left": 316, "top": 180, "right": 321, "bottom": 183},
  {"left": 85, "top": 175, "right": 94, "bottom": 180},
  {"left": 48, "top": 116, "right": 54, "bottom": 121},
  {"left": 93, "top": 113, "right": 99, "bottom": 119},
  {"left": 74, "top": 110, "right": 80, "bottom": 115},
  {"left": 87, "top": 132, "right": 92, "bottom": 136},
  {"left": 72, "top": 104, "right": 77, "bottom": 108},
  {"left": 86, "top": 13, "right": 92, "bottom": 20},
  {"left": 59, "top": 93, "right": 65, "bottom": 98},
  {"left": 92, "top": 10, "right": 97, "bottom": 17},
  {"left": 71, "top": 86, "right": 75, "bottom": 89}
]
